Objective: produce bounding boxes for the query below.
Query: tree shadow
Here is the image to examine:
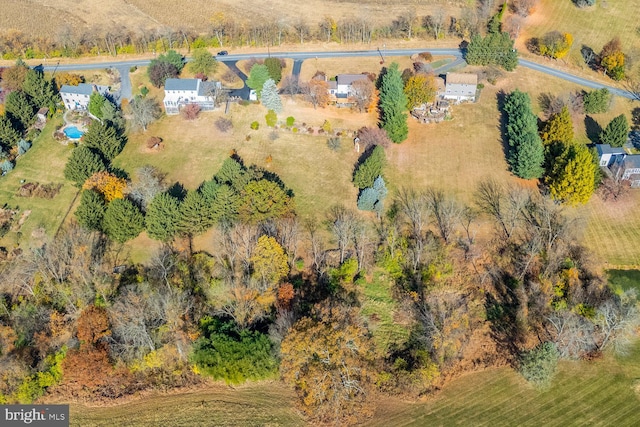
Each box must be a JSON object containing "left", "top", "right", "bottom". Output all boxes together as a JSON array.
[
  {"left": 584, "top": 115, "right": 602, "bottom": 144},
  {"left": 580, "top": 45, "right": 598, "bottom": 71},
  {"left": 496, "top": 90, "right": 511, "bottom": 163},
  {"left": 167, "top": 182, "right": 187, "bottom": 200}
]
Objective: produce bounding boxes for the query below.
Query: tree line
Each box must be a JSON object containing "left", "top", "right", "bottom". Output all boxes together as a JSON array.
[{"left": 0, "top": 1, "right": 510, "bottom": 59}]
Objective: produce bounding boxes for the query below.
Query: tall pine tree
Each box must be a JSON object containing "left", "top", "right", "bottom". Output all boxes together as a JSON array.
[
  {"left": 379, "top": 63, "right": 408, "bottom": 143},
  {"left": 503, "top": 90, "right": 544, "bottom": 179},
  {"left": 599, "top": 114, "right": 629, "bottom": 147},
  {"left": 146, "top": 192, "right": 181, "bottom": 242}
]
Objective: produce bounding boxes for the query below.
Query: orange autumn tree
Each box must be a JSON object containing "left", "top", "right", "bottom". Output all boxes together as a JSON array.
[{"left": 82, "top": 171, "right": 127, "bottom": 202}]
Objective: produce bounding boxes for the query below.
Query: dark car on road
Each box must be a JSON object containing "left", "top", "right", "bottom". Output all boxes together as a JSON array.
[{"left": 217, "top": 50, "right": 228, "bottom": 56}]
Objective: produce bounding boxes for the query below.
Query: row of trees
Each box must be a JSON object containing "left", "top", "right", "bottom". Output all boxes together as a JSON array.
[
  {"left": 74, "top": 155, "right": 295, "bottom": 245},
  {"left": 0, "top": 2, "right": 510, "bottom": 59}
]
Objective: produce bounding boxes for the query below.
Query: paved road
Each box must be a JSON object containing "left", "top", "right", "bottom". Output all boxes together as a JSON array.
[{"left": 40, "top": 48, "right": 638, "bottom": 101}]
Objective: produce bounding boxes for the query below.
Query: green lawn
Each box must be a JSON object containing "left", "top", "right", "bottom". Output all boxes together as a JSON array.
[
  {"left": 0, "top": 116, "right": 77, "bottom": 249},
  {"left": 368, "top": 342, "right": 640, "bottom": 427},
  {"left": 607, "top": 269, "right": 640, "bottom": 293},
  {"left": 360, "top": 270, "right": 411, "bottom": 356}
]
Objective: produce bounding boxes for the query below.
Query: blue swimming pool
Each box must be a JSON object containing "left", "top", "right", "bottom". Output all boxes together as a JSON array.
[{"left": 64, "top": 126, "right": 84, "bottom": 139}]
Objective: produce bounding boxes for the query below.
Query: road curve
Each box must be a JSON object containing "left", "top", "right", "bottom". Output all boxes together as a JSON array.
[{"left": 40, "top": 48, "right": 636, "bottom": 101}]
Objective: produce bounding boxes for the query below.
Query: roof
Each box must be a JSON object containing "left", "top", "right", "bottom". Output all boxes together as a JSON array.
[
  {"left": 336, "top": 74, "right": 368, "bottom": 86},
  {"left": 165, "top": 78, "right": 200, "bottom": 91},
  {"left": 622, "top": 155, "right": 640, "bottom": 169},
  {"left": 60, "top": 83, "right": 94, "bottom": 95},
  {"left": 596, "top": 144, "right": 625, "bottom": 155},
  {"left": 446, "top": 73, "right": 478, "bottom": 86},
  {"left": 197, "top": 81, "right": 221, "bottom": 96},
  {"left": 37, "top": 107, "right": 49, "bottom": 115}
]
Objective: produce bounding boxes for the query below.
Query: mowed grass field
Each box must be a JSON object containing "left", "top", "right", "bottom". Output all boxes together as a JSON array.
[
  {"left": 368, "top": 341, "right": 640, "bottom": 427},
  {"left": 68, "top": 382, "right": 305, "bottom": 427},
  {"left": 67, "top": 342, "right": 640, "bottom": 427},
  {"left": 0, "top": 116, "right": 77, "bottom": 249}
]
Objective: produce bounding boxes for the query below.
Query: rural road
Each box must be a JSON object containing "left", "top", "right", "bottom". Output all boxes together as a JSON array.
[{"left": 41, "top": 48, "right": 637, "bottom": 101}]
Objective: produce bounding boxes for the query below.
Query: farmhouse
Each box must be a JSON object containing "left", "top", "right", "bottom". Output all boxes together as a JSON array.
[
  {"left": 328, "top": 74, "right": 369, "bottom": 103},
  {"left": 442, "top": 73, "right": 478, "bottom": 103},
  {"left": 60, "top": 83, "right": 110, "bottom": 111},
  {"left": 596, "top": 144, "right": 640, "bottom": 188},
  {"left": 163, "top": 78, "right": 222, "bottom": 115}
]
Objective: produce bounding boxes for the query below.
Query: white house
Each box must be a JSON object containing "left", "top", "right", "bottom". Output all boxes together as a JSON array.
[
  {"left": 328, "top": 74, "right": 369, "bottom": 101},
  {"left": 596, "top": 144, "right": 625, "bottom": 167},
  {"left": 60, "top": 83, "right": 110, "bottom": 110},
  {"left": 612, "top": 155, "right": 640, "bottom": 188},
  {"left": 163, "top": 78, "right": 222, "bottom": 115},
  {"left": 596, "top": 144, "right": 640, "bottom": 188},
  {"left": 442, "top": 73, "right": 478, "bottom": 103}
]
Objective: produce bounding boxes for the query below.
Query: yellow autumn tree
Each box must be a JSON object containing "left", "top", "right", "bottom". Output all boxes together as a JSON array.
[
  {"left": 250, "top": 235, "right": 289, "bottom": 290},
  {"left": 547, "top": 144, "right": 596, "bottom": 206},
  {"left": 404, "top": 73, "right": 437, "bottom": 109},
  {"left": 82, "top": 171, "right": 127, "bottom": 202},
  {"left": 280, "top": 305, "right": 378, "bottom": 425}
]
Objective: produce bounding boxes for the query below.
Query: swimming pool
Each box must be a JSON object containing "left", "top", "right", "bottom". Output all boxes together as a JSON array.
[{"left": 64, "top": 126, "right": 84, "bottom": 139}]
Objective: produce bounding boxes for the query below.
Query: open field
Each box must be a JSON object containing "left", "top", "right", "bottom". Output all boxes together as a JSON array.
[
  {"left": 66, "top": 342, "right": 640, "bottom": 426},
  {"left": 368, "top": 341, "right": 640, "bottom": 426},
  {"left": 68, "top": 381, "right": 305, "bottom": 427},
  {"left": 0, "top": 116, "right": 77, "bottom": 250}
]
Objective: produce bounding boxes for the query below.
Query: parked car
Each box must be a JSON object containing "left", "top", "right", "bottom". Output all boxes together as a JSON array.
[{"left": 217, "top": 50, "right": 228, "bottom": 56}]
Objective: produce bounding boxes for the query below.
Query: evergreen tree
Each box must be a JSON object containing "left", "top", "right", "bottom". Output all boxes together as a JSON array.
[
  {"left": 503, "top": 90, "right": 544, "bottom": 179},
  {"left": 511, "top": 133, "right": 545, "bottom": 179},
  {"left": 5, "top": 90, "right": 36, "bottom": 131},
  {"left": 583, "top": 88, "right": 610, "bottom": 114},
  {"left": 379, "top": 62, "right": 408, "bottom": 143},
  {"left": 246, "top": 64, "right": 270, "bottom": 99},
  {"left": 210, "top": 183, "right": 240, "bottom": 223},
  {"left": 179, "top": 190, "right": 213, "bottom": 236},
  {"left": 214, "top": 156, "right": 249, "bottom": 191},
  {"left": 102, "top": 198, "right": 145, "bottom": 243},
  {"left": 600, "top": 114, "right": 629, "bottom": 147},
  {"left": 146, "top": 192, "right": 181, "bottom": 242},
  {"left": 548, "top": 144, "right": 596, "bottom": 206},
  {"left": 101, "top": 101, "right": 125, "bottom": 131},
  {"left": 353, "top": 146, "right": 386, "bottom": 189},
  {"left": 22, "top": 69, "right": 57, "bottom": 109},
  {"left": 0, "top": 115, "right": 20, "bottom": 149},
  {"left": 264, "top": 57, "right": 283, "bottom": 84},
  {"left": 261, "top": 79, "right": 283, "bottom": 113},
  {"left": 466, "top": 32, "right": 518, "bottom": 71},
  {"left": 541, "top": 106, "right": 574, "bottom": 145},
  {"left": 74, "top": 189, "right": 106, "bottom": 231},
  {"left": 357, "top": 188, "right": 378, "bottom": 211},
  {"left": 63, "top": 146, "right": 107, "bottom": 187},
  {"left": 88, "top": 92, "right": 107, "bottom": 119},
  {"left": 83, "top": 120, "right": 126, "bottom": 160}
]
